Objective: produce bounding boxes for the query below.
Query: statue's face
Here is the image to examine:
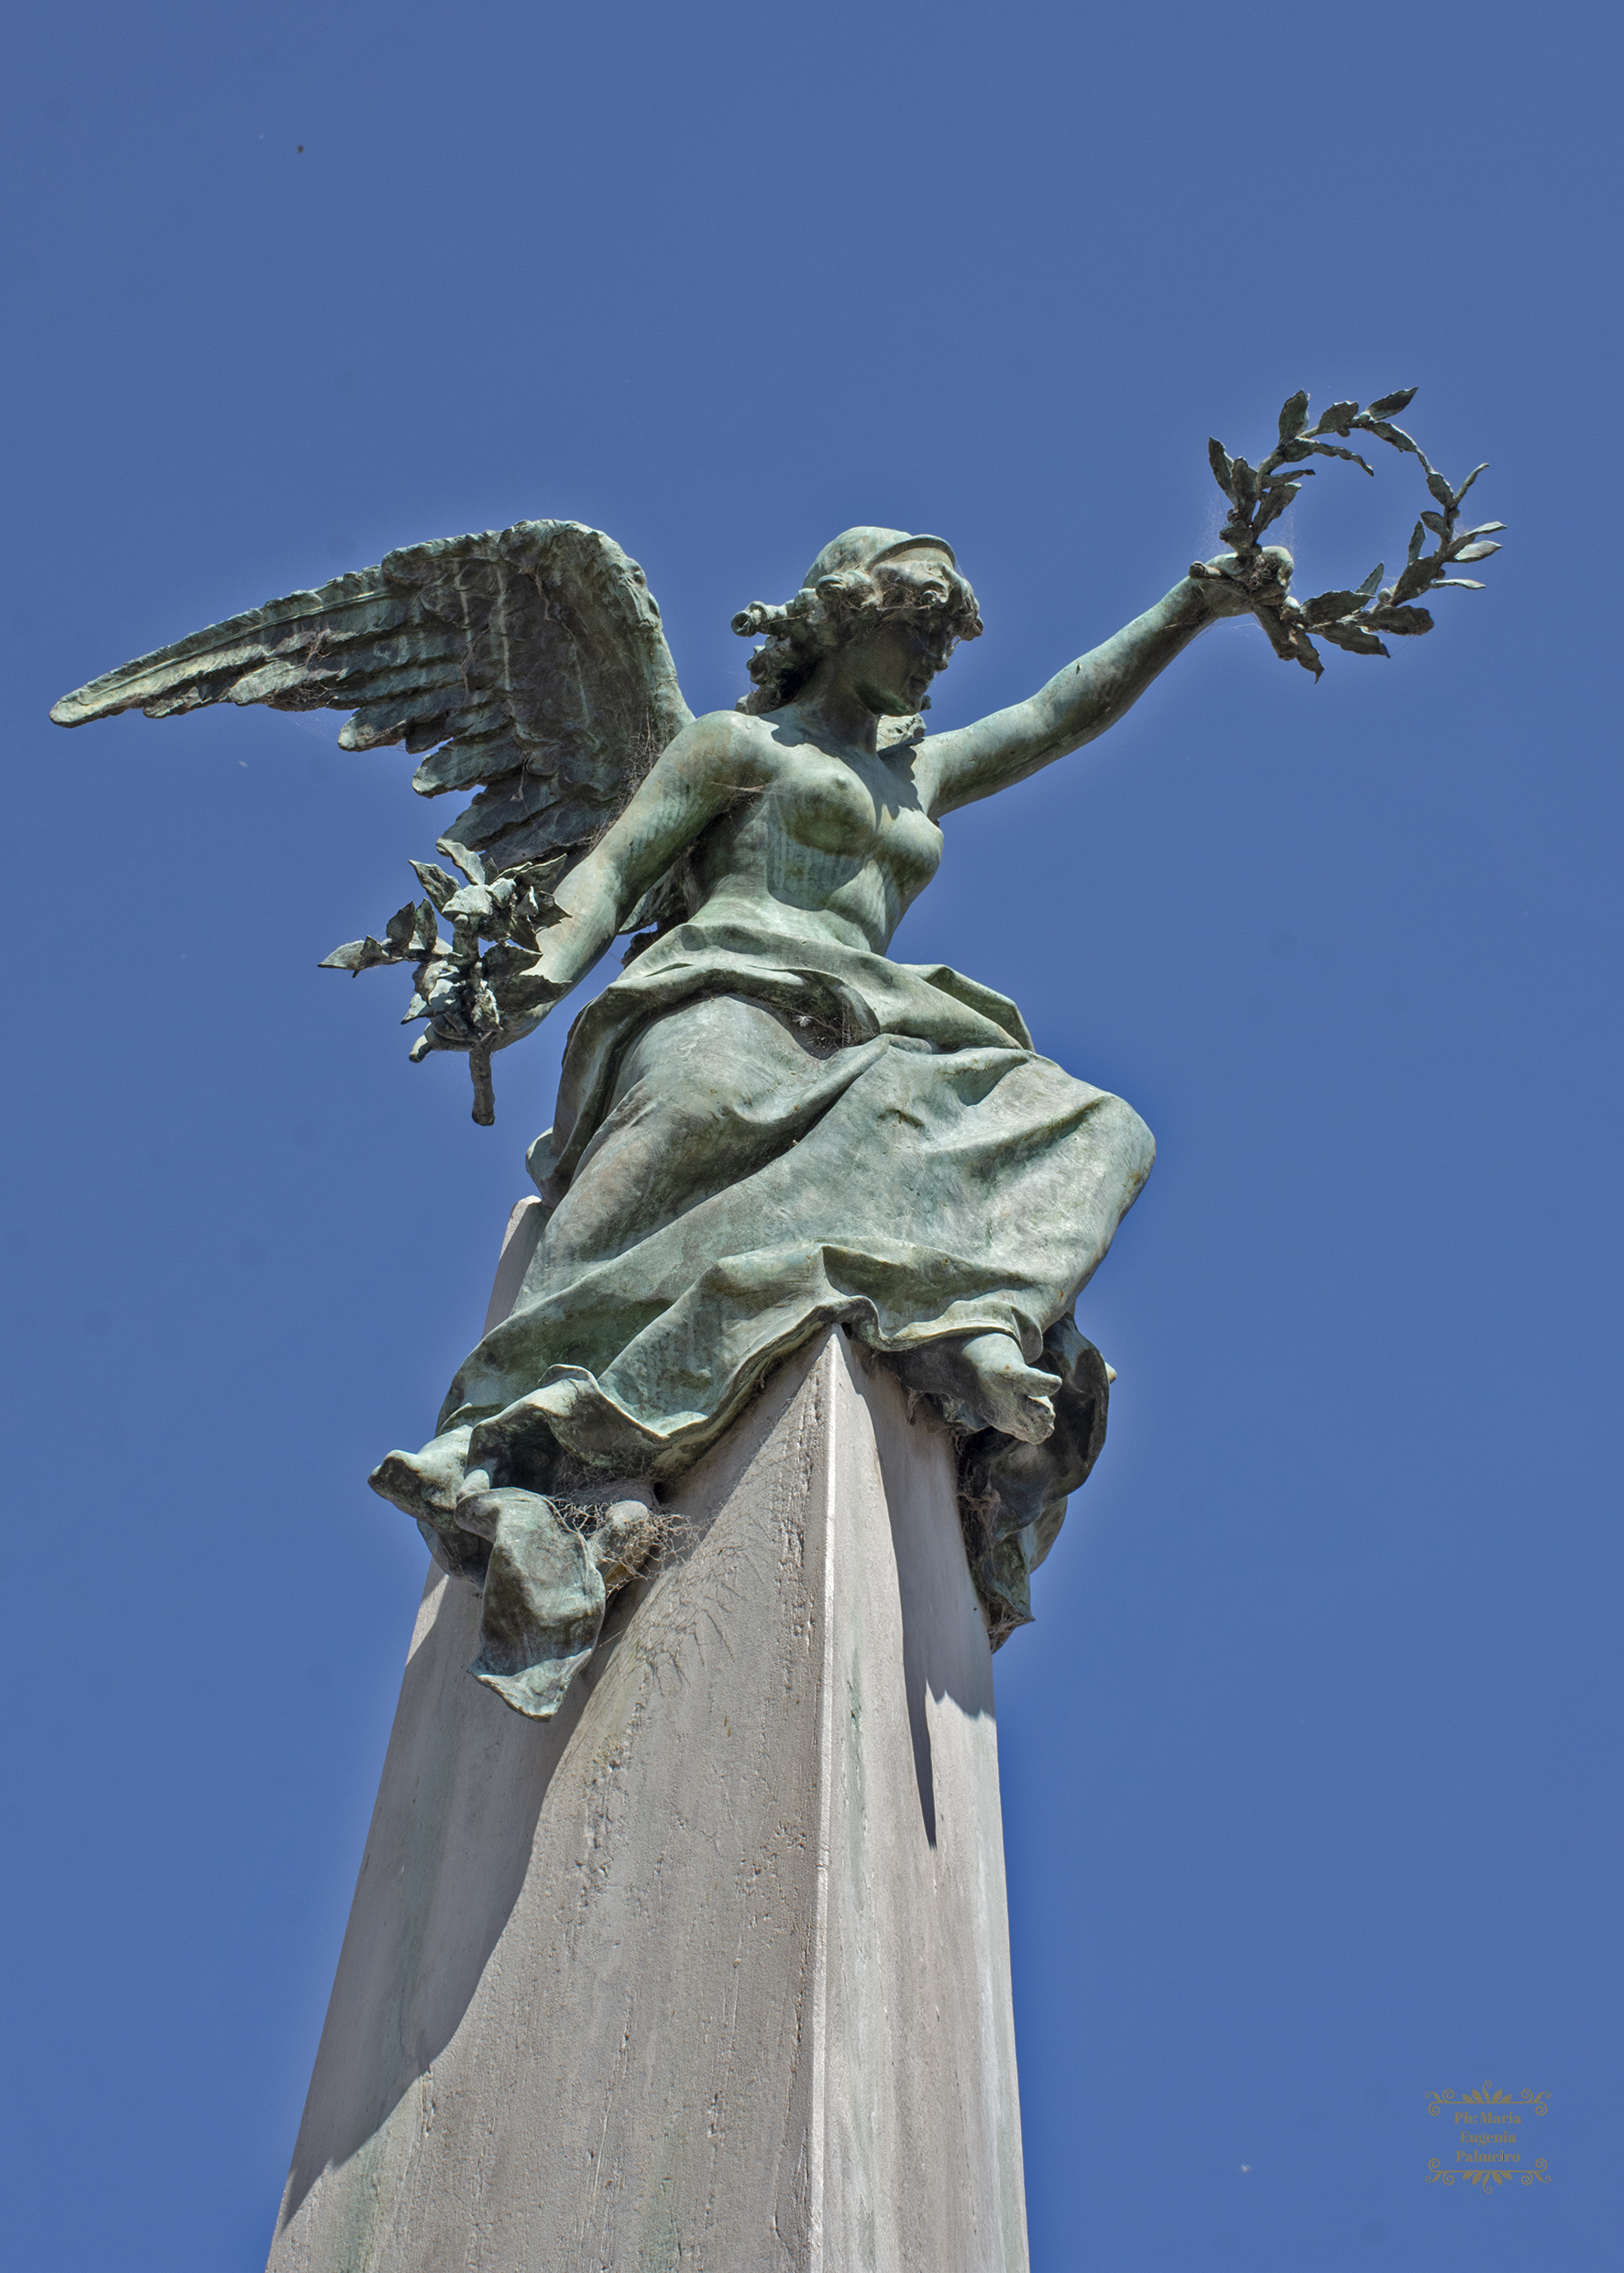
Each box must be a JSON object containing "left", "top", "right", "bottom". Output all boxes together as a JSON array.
[{"left": 841, "top": 611, "right": 957, "bottom": 719}]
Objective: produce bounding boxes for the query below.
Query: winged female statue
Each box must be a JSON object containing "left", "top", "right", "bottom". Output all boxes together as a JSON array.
[{"left": 52, "top": 399, "right": 1498, "bottom": 1712}]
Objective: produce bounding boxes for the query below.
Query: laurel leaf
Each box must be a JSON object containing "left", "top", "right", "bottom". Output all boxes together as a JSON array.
[
  {"left": 410, "top": 860, "right": 460, "bottom": 911},
  {"left": 1302, "top": 589, "right": 1365, "bottom": 627},
  {"left": 1278, "top": 390, "right": 1311, "bottom": 444},
  {"left": 1311, "top": 400, "right": 1360, "bottom": 434},
  {"left": 1318, "top": 620, "right": 1389, "bottom": 657},
  {"left": 320, "top": 934, "right": 399, "bottom": 972}
]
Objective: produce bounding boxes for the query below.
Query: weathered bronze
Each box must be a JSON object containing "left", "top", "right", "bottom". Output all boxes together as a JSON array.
[{"left": 51, "top": 393, "right": 1498, "bottom": 1713}]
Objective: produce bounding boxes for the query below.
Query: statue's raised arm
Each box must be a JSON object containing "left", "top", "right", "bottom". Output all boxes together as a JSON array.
[
  {"left": 917, "top": 551, "right": 1289, "bottom": 818},
  {"left": 923, "top": 384, "right": 1503, "bottom": 816}
]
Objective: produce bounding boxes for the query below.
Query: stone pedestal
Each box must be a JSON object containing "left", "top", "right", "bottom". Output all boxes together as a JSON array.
[{"left": 267, "top": 1212, "right": 1028, "bottom": 2272}]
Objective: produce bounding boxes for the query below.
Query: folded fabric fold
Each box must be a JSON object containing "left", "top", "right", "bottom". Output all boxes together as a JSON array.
[
  {"left": 457, "top": 1488, "right": 608, "bottom": 1719},
  {"left": 371, "top": 907, "right": 1153, "bottom": 1696}
]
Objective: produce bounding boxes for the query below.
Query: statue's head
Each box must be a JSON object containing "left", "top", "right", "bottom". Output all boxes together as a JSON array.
[{"left": 732, "top": 527, "right": 983, "bottom": 718}]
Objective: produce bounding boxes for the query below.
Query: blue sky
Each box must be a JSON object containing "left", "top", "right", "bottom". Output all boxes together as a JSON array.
[{"left": 4, "top": 4, "right": 1619, "bottom": 2268}]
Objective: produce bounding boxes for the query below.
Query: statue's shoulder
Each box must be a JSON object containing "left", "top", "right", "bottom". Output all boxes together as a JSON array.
[
  {"left": 689, "top": 704, "right": 762, "bottom": 734},
  {"left": 681, "top": 705, "right": 783, "bottom": 777}
]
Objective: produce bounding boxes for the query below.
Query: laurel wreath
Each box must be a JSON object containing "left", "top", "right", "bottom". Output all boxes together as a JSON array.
[{"left": 1191, "top": 387, "right": 1504, "bottom": 676}]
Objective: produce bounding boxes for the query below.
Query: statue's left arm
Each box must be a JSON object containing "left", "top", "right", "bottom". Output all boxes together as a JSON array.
[{"left": 919, "top": 554, "right": 1285, "bottom": 817}]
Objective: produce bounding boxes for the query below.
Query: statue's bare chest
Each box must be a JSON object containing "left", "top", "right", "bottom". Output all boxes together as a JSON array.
[{"left": 758, "top": 743, "right": 943, "bottom": 895}]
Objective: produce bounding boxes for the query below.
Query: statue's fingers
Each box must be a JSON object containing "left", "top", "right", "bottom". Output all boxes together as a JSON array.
[
  {"left": 1259, "top": 544, "right": 1295, "bottom": 586},
  {"left": 409, "top": 1020, "right": 466, "bottom": 1061}
]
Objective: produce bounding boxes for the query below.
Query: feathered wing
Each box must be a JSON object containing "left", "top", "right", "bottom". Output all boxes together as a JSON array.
[{"left": 51, "top": 520, "right": 694, "bottom": 889}]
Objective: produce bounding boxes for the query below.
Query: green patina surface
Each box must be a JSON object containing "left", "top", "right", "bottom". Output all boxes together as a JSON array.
[{"left": 51, "top": 399, "right": 1498, "bottom": 1714}]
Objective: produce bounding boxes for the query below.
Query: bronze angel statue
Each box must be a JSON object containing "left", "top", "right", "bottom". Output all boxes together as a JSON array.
[{"left": 52, "top": 392, "right": 1499, "bottom": 1712}]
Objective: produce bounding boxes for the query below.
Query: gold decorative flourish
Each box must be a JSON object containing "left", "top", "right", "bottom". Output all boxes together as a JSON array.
[{"left": 1428, "top": 2080, "right": 1549, "bottom": 2118}]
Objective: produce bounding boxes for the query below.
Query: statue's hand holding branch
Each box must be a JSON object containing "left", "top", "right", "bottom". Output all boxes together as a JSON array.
[
  {"left": 1193, "top": 386, "right": 1504, "bottom": 677},
  {"left": 51, "top": 519, "right": 700, "bottom": 1129},
  {"left": 318, "top": 718, "right": 741, "bottom": 1121},
  {"left": 321, "top": 847, "right": 580, "bottom": 1125},
  {"left": 1191, "top": 544, "right": 1300, "bottom": 659}
]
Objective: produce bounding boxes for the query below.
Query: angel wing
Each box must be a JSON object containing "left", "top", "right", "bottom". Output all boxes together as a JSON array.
[{"left": 51, "top": 519, "right": 694, "bottom": 889}]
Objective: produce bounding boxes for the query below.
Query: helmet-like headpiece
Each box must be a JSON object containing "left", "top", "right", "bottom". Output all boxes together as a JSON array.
[{"left": 798, "top": 527, "right": 959, "bottom": 589}]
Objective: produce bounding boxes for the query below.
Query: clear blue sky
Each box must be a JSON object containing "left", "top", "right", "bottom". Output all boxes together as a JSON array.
[{"left": 4, "top": 5, "right": 1618, "bottom": 2268}]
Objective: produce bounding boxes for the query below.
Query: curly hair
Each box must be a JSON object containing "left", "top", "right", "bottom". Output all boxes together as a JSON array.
[{"left": 730, "top": 555, "right": 983, "bottom": 715}]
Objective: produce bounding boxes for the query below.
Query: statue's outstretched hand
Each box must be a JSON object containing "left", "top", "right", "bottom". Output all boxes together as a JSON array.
[
  {"left": 1193, "top": 545, "right": 1294, "bottom": 616},
  {"left": 1191, "top": 546, "right": 1311, "bottom": 666}
]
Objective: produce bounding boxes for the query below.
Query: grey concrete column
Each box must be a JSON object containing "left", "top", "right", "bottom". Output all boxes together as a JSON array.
[{"left": 268, "top": 1210, "right": 1028, "bottom": 2272}]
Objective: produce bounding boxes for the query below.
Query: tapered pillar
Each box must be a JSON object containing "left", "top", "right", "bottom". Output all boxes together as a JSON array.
[{"left": 268, "top": 1224, "right": 1028, "bottom": 2272}]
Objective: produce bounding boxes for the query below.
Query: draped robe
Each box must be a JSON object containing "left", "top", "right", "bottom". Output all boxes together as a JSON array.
[{"left": 426, "top": 906, "right": 1156, "bottom": 1645}]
